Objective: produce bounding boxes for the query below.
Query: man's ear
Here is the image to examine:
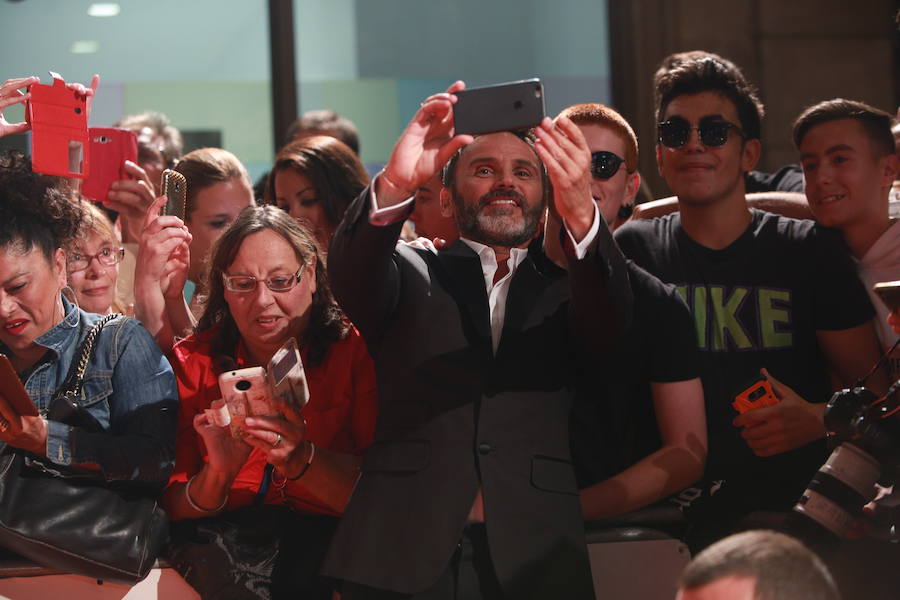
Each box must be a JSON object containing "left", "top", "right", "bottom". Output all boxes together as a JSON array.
[
  {"left": 439, "top": 188, "right": 454, "bottom": 218},
  {"left": 741, "top": 138, "right": 762, "bottom": 173},
  {"left": 879, "top": 153, "right": 899, "bottom": 189}
]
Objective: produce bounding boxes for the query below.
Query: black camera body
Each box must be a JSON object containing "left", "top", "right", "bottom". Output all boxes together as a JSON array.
[{"left": 793, "top": 387, "right": 900, "bottom": 539}]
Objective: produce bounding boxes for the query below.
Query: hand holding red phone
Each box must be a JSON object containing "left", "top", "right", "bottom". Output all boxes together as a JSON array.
[
  {"left": 106, "top": 160, "right": 157, "bottom": 243},
  {"left": 0, "top": 77, "right": 40, "bottom": 138},
  {"left": 733, "top": 368, "right": 826, "bottom": 456}
]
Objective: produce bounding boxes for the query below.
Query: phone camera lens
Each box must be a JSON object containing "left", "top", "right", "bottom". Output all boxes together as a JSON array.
[
  {"left": 513, "top": 100, "right": 523, "bottom": 110},
  {"left": 235, "top": 380, "right": 252, "bottom": 391}
]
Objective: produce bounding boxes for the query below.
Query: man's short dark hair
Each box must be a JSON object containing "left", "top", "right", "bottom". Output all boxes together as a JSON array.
[
  {"left": 654, "top": 51, "right": 764, "bottom": 141},
  {"left": 285, "top": 109, "right": 360, "bottom": 155},
  {"left": 680, "top": 530, "right": 839, "bottom": 600},
  {"left": 792, "top": 98, "right": 896, "bottom": 158}
]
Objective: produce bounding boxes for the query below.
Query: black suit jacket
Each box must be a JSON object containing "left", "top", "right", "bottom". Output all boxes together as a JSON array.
[{"left": 322, "top": 188, "right": 632, "bottom": 598}]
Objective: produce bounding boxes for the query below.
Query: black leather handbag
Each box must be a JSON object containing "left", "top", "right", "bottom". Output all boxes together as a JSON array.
[{"left": 0, "top": 314, "right": 170, "bottom": 584}]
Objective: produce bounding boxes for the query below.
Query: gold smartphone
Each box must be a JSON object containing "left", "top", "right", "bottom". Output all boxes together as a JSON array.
[{"left": 161, "top": 169, "right": 187, "bottom": 221}]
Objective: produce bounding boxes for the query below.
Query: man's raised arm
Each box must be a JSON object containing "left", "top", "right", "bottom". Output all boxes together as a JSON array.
[{"left": 327, "top": 82, "right": 473, "bottom": 337}]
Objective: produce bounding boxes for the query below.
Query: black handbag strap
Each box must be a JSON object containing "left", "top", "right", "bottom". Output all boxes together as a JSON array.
[{"left": 54, "top": 313, "right": 120, "bottom": 404}]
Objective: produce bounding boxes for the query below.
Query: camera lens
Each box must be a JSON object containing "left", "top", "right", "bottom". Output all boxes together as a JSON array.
[
  {"left": 794, "top": 443, "right": 880, "bottom": 538},
  {"left": 235, "top": 380, "right": 252, "bottom": 392}
]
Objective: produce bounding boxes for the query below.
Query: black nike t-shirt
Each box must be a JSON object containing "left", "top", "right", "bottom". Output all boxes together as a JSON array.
[{"left": 615, "top": 209, "right": 874, "bottom": 509}]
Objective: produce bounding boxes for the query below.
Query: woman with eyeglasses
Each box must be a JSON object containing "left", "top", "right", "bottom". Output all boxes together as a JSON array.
[
  {"left": 161, "top": 205, "right": 377, "bottom": 599},
  {"left": 0, "top": 151, "right": 177, "bottom": 551},
  {"left": 65, "top": 200, "right": 128, "bottom": 315}
]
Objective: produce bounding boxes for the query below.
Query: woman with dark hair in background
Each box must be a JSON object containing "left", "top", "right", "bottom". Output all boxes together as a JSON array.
[
  {"left": 265, "top": 136, "right": 369, "bottom": 250},
  {"left": 162, "top": 205, "right": 376, "bottom": 599}
]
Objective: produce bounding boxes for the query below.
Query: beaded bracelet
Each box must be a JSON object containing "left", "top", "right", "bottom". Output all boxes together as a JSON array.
[
  {"left": 185, "top": 474, "right": 228, "bottom": 514},
  {"left": 289, "top": 441, "right": 316, "bottom": 481}
]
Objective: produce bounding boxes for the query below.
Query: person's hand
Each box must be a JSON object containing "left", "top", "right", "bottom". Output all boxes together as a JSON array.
[
  {"left": 135, "top": 195, "right": 192, "bottom": 298},
  {"left": 193, "top": 403, "right": 252, "bottom": 477},
  {"left": 0, "top": 393, "right": 47, "bottom": 456},
  {"left": 378, "top": 81, "right": 474, "bottom": 206},
  {"left": 0, "top": 77, "right": 39, "bottom": 138},
  {"left": 534, "top": 116, "right": 594, "bottom": 241},
  {"left": 733, "top": 368, "right": 826, "bottom": 456},
  {"left": 105, "top": 160, "right": 157, "bottom": 244},
  {"left": 243, "top": 394, "right": 309, "bottom": 479},
  {"left": 400, "top": 236, "right": 448, "bottom": 253}
]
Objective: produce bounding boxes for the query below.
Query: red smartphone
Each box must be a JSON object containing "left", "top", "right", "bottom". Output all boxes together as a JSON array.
[
  {"left": 81, "top": 128, "right": 138, "bottom": 204},
  {"left": 26, "top": 73, "right": 90, "bottom": 179},
  {"left": 0, "top": 355, "right": 39, "bottom": 417},
  {"left": 732, "top": 375, "right": 780, "bottom": 414}
]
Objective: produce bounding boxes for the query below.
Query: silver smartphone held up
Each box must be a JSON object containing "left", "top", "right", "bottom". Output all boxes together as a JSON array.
[{"left": 266, "top": 338, "right": 309, "bottom": 410}]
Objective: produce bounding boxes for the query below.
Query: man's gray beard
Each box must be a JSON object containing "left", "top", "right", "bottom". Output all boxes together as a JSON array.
[{"left": 452, "top": 192, "right": 543, "bottom": 248}]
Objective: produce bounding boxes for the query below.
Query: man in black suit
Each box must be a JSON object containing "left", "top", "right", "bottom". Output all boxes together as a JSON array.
[{"left": 323, "top": 81, "right": 631, "bottom": 599}]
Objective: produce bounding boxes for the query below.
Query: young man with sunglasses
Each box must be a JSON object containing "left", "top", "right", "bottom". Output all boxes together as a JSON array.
[
  {"left": 615, "top": 54, "right": 886, "bottom": 551},
  {"left": 555, "top": 104, "right": 707, "bottom": 521}
]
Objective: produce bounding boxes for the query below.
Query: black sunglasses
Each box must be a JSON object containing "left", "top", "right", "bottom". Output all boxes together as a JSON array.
[
  {"left": 657, "top": 116, "right": 745, "bottom": 149},
  {"left": 590, "top": 151, "right": 626, "bottom": 180}
]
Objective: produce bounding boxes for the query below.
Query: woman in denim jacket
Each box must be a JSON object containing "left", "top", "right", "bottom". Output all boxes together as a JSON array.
[{"left": 0, "top": 151, "right": 178, "bottom": 486}]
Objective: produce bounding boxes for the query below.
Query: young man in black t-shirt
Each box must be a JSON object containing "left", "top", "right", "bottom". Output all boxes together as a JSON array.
[
  {"left": 615, "top": 52, "right": 887, "bottom": 550},
  {"left": 554, "top": 104, "right": 706, "bottom": 521}
]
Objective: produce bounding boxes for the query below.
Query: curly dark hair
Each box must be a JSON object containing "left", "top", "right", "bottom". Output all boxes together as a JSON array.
[
  {"left": 0, "top": 151, "right": 84, "bottom": 258},
  {"left": 196, "top": 205, "right": 349, "bottom": 366},
  {"left": 654, "top": 51, "right": 765, "bottom": 141}
]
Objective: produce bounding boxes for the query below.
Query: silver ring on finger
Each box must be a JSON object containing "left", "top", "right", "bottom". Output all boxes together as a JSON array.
[
  {"left": 272, "top": 433, "right": 283, "bottom": 448},
  {"left": 0, "top": 418, "right": 10, "bottom": 432}
]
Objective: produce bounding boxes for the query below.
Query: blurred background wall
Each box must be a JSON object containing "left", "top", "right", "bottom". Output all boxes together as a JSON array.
[{"left": 1, "top": 0, "right": 897, "bottom": 199}]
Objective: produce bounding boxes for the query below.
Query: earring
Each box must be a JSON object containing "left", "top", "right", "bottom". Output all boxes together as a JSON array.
[{"left": 61, "top": 285, "right": 80, "bottom": 311}]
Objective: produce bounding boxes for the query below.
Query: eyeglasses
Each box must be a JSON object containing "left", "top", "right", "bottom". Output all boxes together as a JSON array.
[
  {"left": 223, "top": 267, "right": 304, "bottom": 293},
  {"left": 657, "top": 116, "right": 746, "bottom": 149},
  {"left": 66, "top": 246, "right": 125, "bottom": 272},
  {"left": 590, "top": 151, "right": 626, "bottom": 180}
]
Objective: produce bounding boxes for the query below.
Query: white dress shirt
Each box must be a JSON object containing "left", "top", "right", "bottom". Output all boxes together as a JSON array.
[{"left": 368, "top": 173, "right": 601, "bottom": 353}]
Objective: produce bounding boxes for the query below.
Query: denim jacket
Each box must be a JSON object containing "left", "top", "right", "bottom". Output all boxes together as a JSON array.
[{"left": 2, "top": 297, "right": 179, "bottom": 484}]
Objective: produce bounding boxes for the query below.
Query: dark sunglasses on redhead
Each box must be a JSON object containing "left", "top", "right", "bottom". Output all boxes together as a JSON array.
[
  {"left": 657, "top": 115, "right": 746, "bottom": 149},
  {"left": 590, "top": 151, "right": 626, "bottom": 180}
]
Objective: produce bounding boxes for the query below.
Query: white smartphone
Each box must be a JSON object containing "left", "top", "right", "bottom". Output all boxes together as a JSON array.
[{"left": 217, "top": 366, "right": 273, "bottom": 438}]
